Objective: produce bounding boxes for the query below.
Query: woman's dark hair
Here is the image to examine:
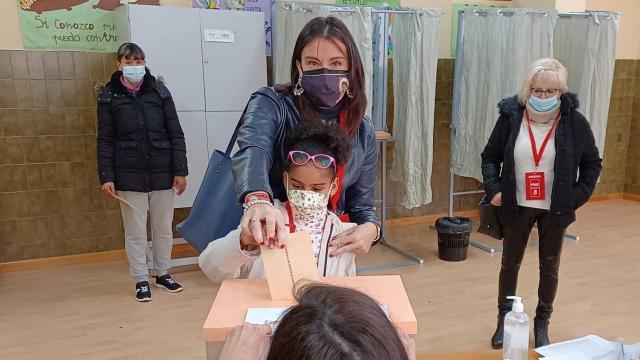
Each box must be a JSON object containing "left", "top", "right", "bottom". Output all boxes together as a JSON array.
[
  {"left": 267, "top": 283, "right": 409, "bottom": 360},
  {"left": 284, "top": 120, "right": 352, "bottom": 173},
  {"left": 277, "top": 17, "right": 367, "bottom": 137},
  {"left": 117, "top": 42, "right": 145, "bottom": 61}
]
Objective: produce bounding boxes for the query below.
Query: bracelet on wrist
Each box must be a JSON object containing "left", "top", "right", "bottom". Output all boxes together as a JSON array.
[
  {"left": 371, "top": 222, "right": 381, "bottom": 242},
  {"left": 242, "top": 199, "right": 274, "bottom": 213},
  {"left": 244, "top": 191, "right": 271, "bottom": 204}
]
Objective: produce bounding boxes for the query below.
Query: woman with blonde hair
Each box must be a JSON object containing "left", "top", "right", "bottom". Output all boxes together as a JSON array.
[{"left": 481, "top": 58, "right": 602, "bottom": 348}]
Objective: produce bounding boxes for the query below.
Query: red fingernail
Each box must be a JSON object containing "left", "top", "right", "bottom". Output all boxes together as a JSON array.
[
  {"left": 269, "top": 237, "right": 274, "bottom": 243},
  {"left": 260, "top": 241, "right": 264, "bottom": 245},
  {"left": 329, "top": 254, "right": 334, "bottom": 258},
  {"left": 328, "top": 243, "right": 333, "bottom": 247},
  {"left": 280, "top": 244, "right": 285, "bottom": 249}
]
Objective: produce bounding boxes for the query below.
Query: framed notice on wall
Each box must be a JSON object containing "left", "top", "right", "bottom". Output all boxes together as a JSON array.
[
  {"left": 335, "top": 0, "right": 400, "bottom": 8},
  {"left": 192, "top": 0, "right": 272, "bottom": 56},
  {"left": 16, "top": 0, "right": 157, "bottom": 52}
]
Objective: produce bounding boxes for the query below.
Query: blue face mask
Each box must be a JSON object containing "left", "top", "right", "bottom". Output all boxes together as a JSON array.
[
  {"left": 122, "top": 65, "right": 146, "bottom": 83},
  {"left": 528, "top": 94, "right": 559, "bottom": 113}
]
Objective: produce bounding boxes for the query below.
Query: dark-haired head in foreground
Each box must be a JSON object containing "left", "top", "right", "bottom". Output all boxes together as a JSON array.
[{"left": 267, "top": 283, "right": 410, "bottom": 360}]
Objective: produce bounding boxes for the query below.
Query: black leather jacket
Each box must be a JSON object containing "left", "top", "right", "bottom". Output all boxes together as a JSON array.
[
  {"left": 481, "top": 92, "right": 602, "bottom": 228},
  {"left": 232, "top": 87, "right": 379, "bottom": 226}
]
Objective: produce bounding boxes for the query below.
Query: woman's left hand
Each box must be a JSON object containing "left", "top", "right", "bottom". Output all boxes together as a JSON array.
[
  {"left": 329, "top": 222, "right": 378, "bottom": 257},
  {"left": 218, "top": 324, "right": 272, "bottom": 360}
]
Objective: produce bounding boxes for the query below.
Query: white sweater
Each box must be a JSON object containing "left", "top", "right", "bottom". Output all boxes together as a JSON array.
[
  {"left": 514, "top": 105, "right": 559, "bottom": 210},
  {"left": 198, "top": 203, "right": 357, "bottom": 283}
]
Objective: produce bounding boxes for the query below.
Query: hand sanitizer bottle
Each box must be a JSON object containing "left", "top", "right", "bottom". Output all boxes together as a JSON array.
[{"left": 503, "top": 296, "right": 530, "bottom": 360}]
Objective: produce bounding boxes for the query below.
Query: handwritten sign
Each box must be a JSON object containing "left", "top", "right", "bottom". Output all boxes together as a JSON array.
[{"left": 17, "top": 0, "right": 131, "bottom": 52}]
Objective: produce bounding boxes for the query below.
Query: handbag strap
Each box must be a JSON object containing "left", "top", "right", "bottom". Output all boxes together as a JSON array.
[
  {"left": 225, "top": 117, "right": 243, "bottom": 157},
  {"left": 224, "top": 100, "right": 285, "bottom": 157},
  {"left": 224, "top": 102, "right": 251, "bottom": 157}
]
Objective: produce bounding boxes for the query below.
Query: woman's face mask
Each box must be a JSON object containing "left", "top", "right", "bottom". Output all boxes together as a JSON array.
[
  {"left": 122, "top": 66, "right": 146, "bottom": 83},
  {"left": 300, "top": 69, "right": 350, "bottom": 108},
  {"left": 528, "top": 94, "right": 559, "bottom": 113},
  {"left": 118, "top": 58, "right": 146, "bottom": 83},
  {"left": 296, "top": 38, "right": 351, "bottom": 108}
]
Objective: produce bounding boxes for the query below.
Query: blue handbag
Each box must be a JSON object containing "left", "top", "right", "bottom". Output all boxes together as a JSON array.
[{"left": 176, "top": 119, "right": 244, "bottom": 253}]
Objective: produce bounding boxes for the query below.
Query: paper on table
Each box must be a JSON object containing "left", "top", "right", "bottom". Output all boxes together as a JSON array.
[
  {"left": 536, "top": 335, "right": 629, "bottom": 360},
  {"left": 260, "top": 230, "right": 319, "bottom": 300},
  {"left": 624, "top": 343, "right": 640, "bottom": 360},
  {"left": 245, "top": 304, "right": 392, "bottom": 332},
  {"left": 540, "top": 354, "right": 591, "bottom": 360},
  {"left": 245, "top": 307, "right": 290, "bottom": 331}
]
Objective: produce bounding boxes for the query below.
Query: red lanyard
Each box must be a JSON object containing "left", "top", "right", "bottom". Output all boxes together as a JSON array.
[
  {"left": 329, "top": 111, "right": 347, "bottom": 211},
  {"left": 524, "top": 109, "right": 560, "bottom": 169},
  {"left": 285, "top": 202, "right": 296, "bottom": 233}
]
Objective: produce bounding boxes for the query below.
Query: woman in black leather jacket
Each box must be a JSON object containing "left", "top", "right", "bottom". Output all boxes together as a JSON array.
[
  {"left": 482, "top": 58, "right": 602, "bottom": 349},
  {"left": 233, "top": 17, "right": 380, "bottom": 255}
]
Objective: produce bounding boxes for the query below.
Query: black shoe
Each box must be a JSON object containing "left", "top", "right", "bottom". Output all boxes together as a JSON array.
[
  {"left": 491, "top": 315, "right": 505, "bottom": 349},
  {"left": 135, "top": 281, "right": 152, "bottom": 302},
  {"left": 155, "top": 274, "right": 183, "bottom": 293},
  {"left": 534, "top": 319, "right": 550, "bottom": 348}
]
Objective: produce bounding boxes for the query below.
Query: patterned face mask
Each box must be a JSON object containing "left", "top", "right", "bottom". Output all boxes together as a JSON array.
[
  {"left": 286, "top": 174, "right": 333, "bottom": 219},
  {"left": 286, "top": 174, "right": 334, "bottom": 260}
]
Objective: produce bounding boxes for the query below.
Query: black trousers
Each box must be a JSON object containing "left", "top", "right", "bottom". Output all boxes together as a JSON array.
[{"left": 497, "top": 206, "right": 567, "bottom": 321}]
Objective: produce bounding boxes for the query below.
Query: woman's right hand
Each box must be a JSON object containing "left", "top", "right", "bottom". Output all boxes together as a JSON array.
[
  {"left": 101, "top": 182, "right": 116, "bottom": 198},
  {"left": 241, "top": 203, "right": 288, "bottom": 249},
  {"left": 491, "top": 192, "right": 502, "bottom": 207}
]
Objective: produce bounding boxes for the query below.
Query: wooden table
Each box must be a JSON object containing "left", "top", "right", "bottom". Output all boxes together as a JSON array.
[{"left": 417, "top": 350, "right": 538, "bottom": 360}]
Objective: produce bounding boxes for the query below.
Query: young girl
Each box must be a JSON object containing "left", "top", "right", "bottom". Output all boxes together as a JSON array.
[{"left": 198, "top": 121, "right": 356, "bottom": 282}]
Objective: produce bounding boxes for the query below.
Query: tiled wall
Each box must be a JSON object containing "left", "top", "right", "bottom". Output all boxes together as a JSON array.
[
  {"left": 623, "top": 61, "right": 640, "bottom": 195},
  {"left": 595, "top": 59, "right": 638, "bottom": 195},
  {"left": 1, "top": 54, "right": 638, "bottom": 263},
  {"left": 0, "top": 50, "right": 124, "bottom": 262}
]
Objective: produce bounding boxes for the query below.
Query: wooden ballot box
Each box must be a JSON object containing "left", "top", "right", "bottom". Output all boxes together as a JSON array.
[
  {"left": 203, "top": 275, "right": 418, "bottom": 359},
  {"left": 201, "top": 231, "right": 417, "bottom": 359}
]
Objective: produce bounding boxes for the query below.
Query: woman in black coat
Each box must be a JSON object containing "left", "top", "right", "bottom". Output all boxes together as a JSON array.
[
  {"left": 481, "top": 58, "right": 602, "bottom": 349},
  {"left": 97, "top": 43, "right": 188, "bottom": 302}
]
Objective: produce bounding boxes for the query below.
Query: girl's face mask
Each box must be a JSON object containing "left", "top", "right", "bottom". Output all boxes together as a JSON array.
[{"left": 286, "top": 173, "right": 333, "bottom": 215}]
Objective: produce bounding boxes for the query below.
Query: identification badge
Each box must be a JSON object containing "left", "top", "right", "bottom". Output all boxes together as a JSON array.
[{"left": 525, "top": 172, "right": 545, "bottom": 200}]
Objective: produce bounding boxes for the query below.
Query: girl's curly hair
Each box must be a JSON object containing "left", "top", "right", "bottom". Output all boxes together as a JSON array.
[{"left": 284, "top": 120, "right": 352, "bottom": 172}]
